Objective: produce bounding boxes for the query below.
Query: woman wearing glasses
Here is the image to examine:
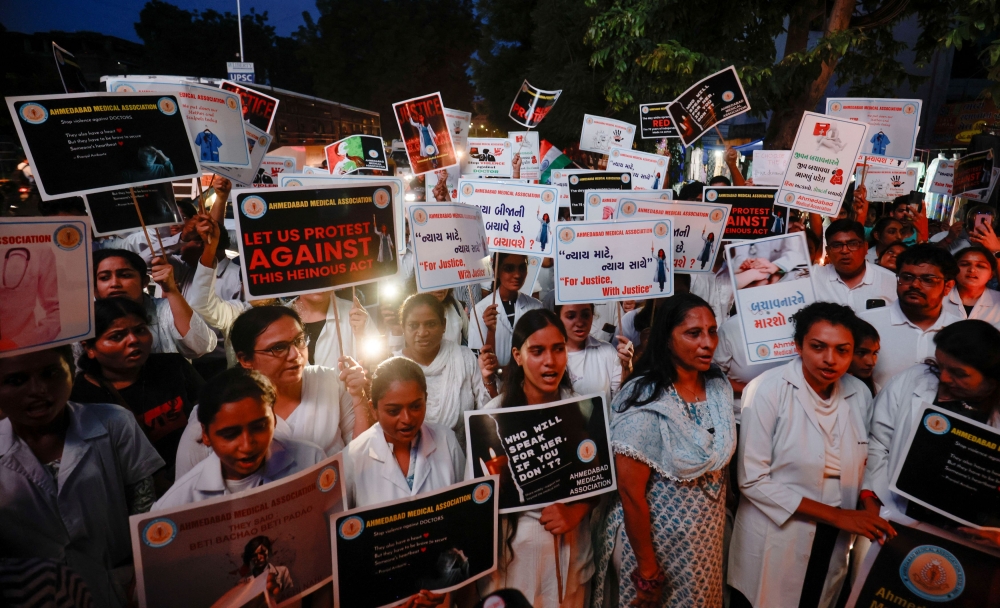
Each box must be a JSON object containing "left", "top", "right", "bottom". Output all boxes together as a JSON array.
[
  {"left": 174, "top": 306, "right": 370, "bottom": 478},
  {"left": 940, "top": 245, "right": 1000, "bottom": 325}
]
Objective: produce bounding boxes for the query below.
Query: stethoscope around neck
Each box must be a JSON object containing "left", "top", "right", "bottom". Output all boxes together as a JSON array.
[{"left": 2, "top": 247, "right": 30, "bottom": 290}]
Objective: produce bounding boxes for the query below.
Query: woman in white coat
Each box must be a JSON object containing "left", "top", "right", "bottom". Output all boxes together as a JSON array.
[
  {"left": 729, "top": 302, "right": 895, "bottom": 608},
  {"left": 555, "top": 303, "right": 633, "bottom": 409},
  {"left": 154, "top": 368, "right": 326, "bottom": 510},
  {"left": 862, "top": 320, "right": 1000, "bottom": 545},
  {"left": 940, "top": 246, "right": 1000, "bottom": 326},
  {"left": 469, "top": 253, "right": 543, "bottom": 369},
  {"left": 478, "top": 309, "right": 596, "bottom": 608},
  {"left": 393, "top": 294, "right": 488, "bottom": 447},
  {"left": 174, "top": 306, "right": 370, "bottom": 478}
]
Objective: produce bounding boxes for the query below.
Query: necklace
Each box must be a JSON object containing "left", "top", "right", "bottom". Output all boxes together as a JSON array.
[{"left": 668, "top": 383, "right": 704, "bottom": 425}]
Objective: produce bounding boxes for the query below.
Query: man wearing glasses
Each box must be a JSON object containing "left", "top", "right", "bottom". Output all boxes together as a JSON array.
[
  {"left": 813, "top": 219, "right": 897, "bottom": 315},
  {"left": 860, "top": 245, "right": 960, "bottom": 387}
]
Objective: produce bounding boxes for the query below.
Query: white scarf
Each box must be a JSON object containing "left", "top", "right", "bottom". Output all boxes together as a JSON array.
[{"left": 406, "top": 340, "right": 475, "bottom": 441}]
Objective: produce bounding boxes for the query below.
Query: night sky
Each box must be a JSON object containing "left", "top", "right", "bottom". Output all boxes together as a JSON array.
[{"left": 2, "top": 0, "right": 318, "bottom": 42}]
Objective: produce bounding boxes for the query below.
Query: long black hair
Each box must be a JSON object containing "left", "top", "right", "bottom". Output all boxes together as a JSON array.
[
  {"left": 620, "top": 293, "right": 714, "bottom": 410},
  {"left": 79, "top": 297, "right": 150, "bottom": 378},
  {"left": 231, "top": 306, "right": 303, "bottom": 360},
  {"left": 931, "top": 320, "right": 1000, "bottom": 422},
  {"left": 498, "top": 308, "right": 572, "bottom": 410}
]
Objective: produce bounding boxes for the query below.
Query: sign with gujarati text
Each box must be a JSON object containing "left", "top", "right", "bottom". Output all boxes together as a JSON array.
[
  {"left": 457, "top": 179, "right": 557, "bottom": 255},
  {"left": 855, "top": 166, "right": 918, "bottom": 202},
  {"left": 409, "top": 203, "right": 492, "bottom": 292},
  {"left": 579, "top": 114, "right": 636, "bottom": 155},
  {"left": 554, "top": 219, "right": 673, "bottom": 303},
  {"left": 7, "top": 92, "right": 200, "bottom": 200},
  {"left": 639, "top": 102, "right": 679, "bottom": 139},
  {"left": 927, "top": 159, "right": 955, "bottom": 196},
  {"left": 616, "top": 199, "right": 730, "bottom": 274},
  {"left": 606, "top": 147, "right": 669, "bottom": 190},
  {"left": 667, "top": 66, "right": 751, "bottom": 147},
  {"left": 465, "top": 395, "right": 616, "bottom": 512},
  {"left": 510, "top": 131, "right": 540, "bottom": 181},
  {"left": 465, "top": 137, "right": 513, "bottom": 178},
  {"left": 705, "top": 186, "right": 786, "bottom": 241},
  {"left": 131, "top": 454, "right": 345, "bottom": 608},
  {"left": 890, "top": 404, "right": 1000, "bottom": 528},
  {"left": 508, "top": 80, "right": 562, "bottom": 128},
  {"left": 233, "top": 184, "right": 398, "bottom": 299},
  {"left": 726, "top": 232, "right": 815, "bottom": 365},
  {"left": 826, "top": 97, "right": 922, "bottom": 162},
  {"left": 776, "top": 111, "right": 869, "bottom": 217},
  {"left": 565, "top": 170, "right": 631, "bottom": 217},
  {"left": 750, "top": 150, "right": 792, "bottom": 187},
  {"left": 331, "top": 478, "right": 498, "bottom": 608},
  {"left": 583, "top": 190, "right": 673, "bottom": 222},
  {"left": 0, "top": 217, "right": 94, "bottom": 357},
  {"left": 221, "top": 80, "right": 278, "bottom": 132},
  {"left": 392, "top": 92, "right": 458, "bottom": 176}
]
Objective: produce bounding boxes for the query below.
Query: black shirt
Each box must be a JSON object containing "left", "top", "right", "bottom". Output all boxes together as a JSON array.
[{"left": 303, "top": 320, "right": 326, "bottom": 365}]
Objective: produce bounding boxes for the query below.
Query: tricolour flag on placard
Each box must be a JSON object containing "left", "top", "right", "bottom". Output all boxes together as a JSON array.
[{"left": 539, "top": 140, "right": 573, "bottom": 184}]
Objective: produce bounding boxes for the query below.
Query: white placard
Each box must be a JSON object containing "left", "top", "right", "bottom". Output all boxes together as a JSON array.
[
  {"left": 583, "top": 190, "right": 674, "bottom": 221},
  {"left": 458, "top": 179, "right": 558, "bottom": 255},
  {"left": 855, "top": 165, "right": 918, "bottom": 201},
  {"left": 554, "top": 219, "right": 673, "bottom": 303},
  {"left": 444, "top": 107, "right": 471, "bottom": 172},
  {"left": 776, "top": 111, "right": 869, "bottom": 216},
  {"left": 465, "top": 137, "right": 513, "bottom": 177},
  {"left": 210, "top": 123, "right": 272, "bottom": 187},
  {"left": 616, "top": 199, "right": 730, "bottom": 274},
  {"left": 579, "top": 114, "right": 637, "bottom": 154},
  {"left": 549, "top": 168, "right": 594, "bottom": 209},
  {"left": 424, "top": 165, "right": 462, "bottom": 202},
  {"left": 256, "top": 155, "right": 296, "bottom": 187},
  {"left": 409, "top": 203, "right": 492, "bottom": 292},
  {"left": 751, "top": 150, "right": 792, "bottom": 186},
  {"left": 826, "top": 97, "right": 922, "bottom": 161},
  {"left": 510, "top": 131, "right": 541, "bottom": 181},
  {"left": 606, "top": 147, "right": 669, "bottom": 189},
  {"left": 927, "top": 159, "right": 955, "bottom": 196},
  {"left": 726, "top": 232, "right": 816, "bottom": 365}
]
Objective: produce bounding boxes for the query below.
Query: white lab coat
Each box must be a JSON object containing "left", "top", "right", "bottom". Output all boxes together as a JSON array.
[
  {"left": 467, "top": 292, "right": 543, "bottom": 366},
  {"left": 174, "top": 366, "right": 359, "bottom": 479},
  {"left": 342, "top": 421, "right": 465, "bottom": 509},
  {"left": 941, "top": 286, "right": 1000, "bottom": 327},
  {"left": 152, "top": 437, "right": 326, "bottom": 511},
  {"left": 565, "top": 336, "right": 621, "bottom": 409},
  {"left": 729, "top": 359, "right": 872, "bottom": 608}
]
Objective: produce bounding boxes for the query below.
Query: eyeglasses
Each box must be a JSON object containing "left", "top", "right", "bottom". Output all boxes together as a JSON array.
[
  {"left": 827, "top": 240, "right": 864, "bottom": 253},
  {"left": 254, "top": 334, "right": 308, "bottom": 358},
  {"left": 501, "top": 263, "right": 528, "bottom": 273},
  {"left": 898, "top": 273, "right": 944, "bottom": 287}
]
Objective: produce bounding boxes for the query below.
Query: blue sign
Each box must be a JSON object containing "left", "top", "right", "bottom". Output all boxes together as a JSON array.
[{"left": 226, "top": 62, "right": 254, "bottom": 83}]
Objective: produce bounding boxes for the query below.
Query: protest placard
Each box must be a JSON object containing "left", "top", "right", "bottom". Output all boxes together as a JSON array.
[
  {"left": 131, "top": 454, "right": 345, "bottom": 608},
  {"left": 583, "top": 190, "right": 673, "bottom": 222},
  {"left": 750, "top": 150, "right": 792, "bottom": 186},
  {"left": 854, "top": 165, "right": 918, "bottom": 201},
  {"left": 465, "top": 394, "right": 616, "bottom": 512},
  {"left": 212, "top": 123, "right": 273, "bottom": 188},
  {"left": 776, "top": 111, "right": 869, "bottom": 217},
  {"left": 639, "top": 102, "right": 679, "bottom": 139},
  {"left": 83, "top": 183, "right": 182, "bottom": 237},
  {"left": 953, "top": 150, "right": 995, "bottom": 198},
  {"left": 521, "top": 255, "right": 543, "bottom": 295},
  {"left": 704, "top": 186, "right": 786, "bottom": 241},
  {"left": 667, "top": 66, "right": 751, "bottom": 147},
  {"left": 0, "top": 217, "right": 94, "bottom": 357},
  {"left": 465, "top": 137, "right": 513, "bottom": 177},
  {"left": 606, "top": 147, "right": 669, "bottom": 190},
  {"left": 220, "top": 80, "right": 280, "bottom": 132},
  {"left": 962, "top": 167, "right": 1000, "bottom": 203},
  {"left": 510, "top": 131, "right": 541, "bottom": 181},
  {"left": 549, "top": 168, "right": 591, "bottom": 209},
  {"left": 325, "top": 135, "right": 388, "bottom": 176},
  {"left": 7, "top": 93, "right": 200, "bottom": 199},
  {"left": 846, "top": 520, "right": 1000, "bottom": 608},
  {"left": 233, "top": 183, "right": 398, "bottom": 299},
  {"left": 457, "top": 178, "right": 558, "bottom": 255},
  {"left": 554, "top": 219, "right": 673, "bottom": 303},
  {"left": 565, "top": 170, "right": 631, "bottom": 217},
  {"left": 443, "top": 107, "right": 471, "bottom": 173},
  {"left": 927, "top": 159, "right": 955, "bottom": 196},
  {"left": 424, "top": 166, "right": 462, "bottom": 202},
  {"left": 255, "top": 156, "right": 297, "bottom": 187},
  {"left": 409, "top": 203, "right": 492, "bottom": 292},
  {"left": 579, "top": 114, "right": 637, "bottom": 154},
  {"left": 331, "top": 478, "right": 498, "bottom": 608},
  {"left": 889, "top": 404, "right": 1000, "bottom": 528},
  {"left": 105, "top": 78, "right": 251, "bottom": 169},
  {"left": 826, "top": 98, "right": 922, "bottom": 162},
  {"left": 52, "top": 42, "right": 88, "bottom": 93},
  {"left": 393, "top": 92, "right": 458, "bottom": 175},
  {"left": 508, "top": 80, "right": 562, "bottom": 128},
  {"left": 615, "top": 199, "right": 730, "bottom": 274},
  {"left": 280, "top": 174, "right": 406, "bottom": 254},
  {"left": 726, "top": 232, "right": 815, "bottom": 365}
]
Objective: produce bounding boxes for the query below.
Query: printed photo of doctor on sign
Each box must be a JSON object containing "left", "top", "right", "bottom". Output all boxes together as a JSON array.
[{"left": 392, "top": 92, "right": 458, "bottom": 176}]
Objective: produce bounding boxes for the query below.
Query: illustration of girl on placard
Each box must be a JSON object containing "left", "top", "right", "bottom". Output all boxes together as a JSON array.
[{"left": 535, "top": 207, "right": 550, "bottom": 251}]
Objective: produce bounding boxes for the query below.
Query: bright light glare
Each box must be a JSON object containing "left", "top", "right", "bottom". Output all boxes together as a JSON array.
[
  {"left": 382, "top": 282, "right": 399, "bottom": 299},
  {"left": 405, "top": 193, "right": 416, "bottom": 201},
  {"left": 714, "top": 150, "right": 724, "bottom": 159},
  {"left": 363, "top": 336, "right": 384, "bottom": 359}
]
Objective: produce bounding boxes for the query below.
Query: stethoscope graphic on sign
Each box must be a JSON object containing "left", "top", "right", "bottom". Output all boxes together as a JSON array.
[{"left": 3, "top": 248, "right": 30, "bottom": 290}]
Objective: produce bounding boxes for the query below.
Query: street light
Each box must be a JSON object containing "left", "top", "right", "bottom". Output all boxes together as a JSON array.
[{"left": 236, "top": 0, "right": 244, "bottom": 61}]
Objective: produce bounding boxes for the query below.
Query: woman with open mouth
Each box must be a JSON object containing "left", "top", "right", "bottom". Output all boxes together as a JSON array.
[
  {"left": 941, "top": 245, "right": 1000, "bottom": 325},
  {"left": 477, "top": 308, "right": 596, "bottom": 608},
  {"left": 729, "top": 302, "right": 894, "bottom": 608}
]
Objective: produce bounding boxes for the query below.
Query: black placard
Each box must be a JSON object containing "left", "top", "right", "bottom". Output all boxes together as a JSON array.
[
  {"left": 83, "top": 183, "right": 182, "bottom": 237},
  {"left": 52, "top": 42, "right": 89, "bottom": 94},
  {"left": 639, "top": 102, "right": 679, "bottom": 139},
  {"left": 847, "top": 523, "right": 1000, "bottom": 607},
  {"left": 890, "top": 405, "right": 1000, "bottom": 528},
  {"left": 667, "top": 66, "right": 751, "bottom": 147},
  {"left": 567, "top": 171, "right": 631, "bottom": 217},
  {"left": 508, "top": 80, "right": 562, "bottom": 128},
  {"left": 953, "top": 150, "right": 995, "bottom": 198},
  {"left": 704, "top": 186, "right": 787, "bottom": 240},
  {"left": 331, "top": 479, "right": 498, "bottom": 608},
  {"left": 220, "top": 80, "right": 279, "bottom": 132},
  {"left": 465, "top": 394, "right": 616, "bottom": 513},
  {"left": 234, "top": 184, "right": 398, "bottom": 299},
  {"left": 8, "top": 93, "right": 200, "bottom": 200}
]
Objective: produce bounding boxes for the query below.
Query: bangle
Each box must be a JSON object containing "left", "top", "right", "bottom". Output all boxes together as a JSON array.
[
  {"left": 859, "top": 490, "right": 882, "bottom": 506},
  {"left": 629, "top": 569, "right": 666, "bottom": 592}
]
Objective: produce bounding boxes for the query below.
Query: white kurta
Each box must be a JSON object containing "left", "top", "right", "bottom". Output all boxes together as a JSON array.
[
  {"left": 145, "top": 295, "right": 217, "bottom": 358},
  {"left": 174, "top": 366, "right": 358, "bottom": 479},
  {"left": 859, "top": 301, "right": 960, "bottom": 388},
  {"left": 565, "top": 336, "right": 622, "bottom": 410},
  {"left": 941, "top": 286, "right": 1000, "bottom": 327},
  {"left": 729, "top": 360, "right": 872, "bottom": 608},
  {"left": 342, "top": 421, "right": 465, "bottom": 509},
  {"left": 467, "top": 292, "right": 543, "bottom": 366}
]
